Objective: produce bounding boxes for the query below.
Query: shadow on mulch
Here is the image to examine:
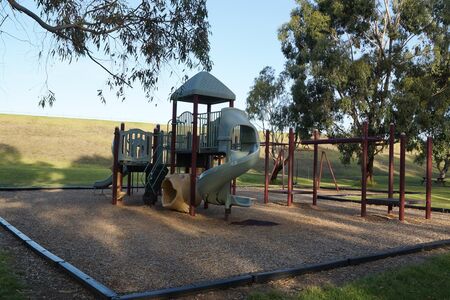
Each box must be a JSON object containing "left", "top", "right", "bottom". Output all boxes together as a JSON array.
[{"left": 230, "top": 219, "right": 280, "bottom": 226}]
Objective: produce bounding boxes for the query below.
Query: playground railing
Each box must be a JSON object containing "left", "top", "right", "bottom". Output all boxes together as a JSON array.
[
  {"left": 169, "top": 110, "right": 222, "bottom": 152},
  {"left": 119, "top": 128, "right": 153, "bottom": 165}
]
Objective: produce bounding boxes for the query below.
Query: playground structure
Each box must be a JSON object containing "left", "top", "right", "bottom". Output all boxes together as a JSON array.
[
  {"left": 95, "top": 72, "right": 260, "bottom": 218},
  {"left": 93, "top": 72, "right": 436, "bottom": 223},
  {"left": 263, "top": 123, "right": 434, "bottom": 221}
]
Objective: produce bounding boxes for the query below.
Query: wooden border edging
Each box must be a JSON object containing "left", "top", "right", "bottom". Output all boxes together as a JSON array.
[{"left": 0, "top": 217, "right": 118, "bottom": 300}]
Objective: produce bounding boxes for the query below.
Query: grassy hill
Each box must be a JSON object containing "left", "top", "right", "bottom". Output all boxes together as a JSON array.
[
  {"left": 0, "top": 114, "right": 157, "bottom": 187},
  {"left": 0, "top": 114, "right": 448, "bottom": 207}
]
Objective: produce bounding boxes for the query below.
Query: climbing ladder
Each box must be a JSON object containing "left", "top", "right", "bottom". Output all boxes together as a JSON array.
[{"left": 143, "top": 133, "right": 169, "bottom": 204}]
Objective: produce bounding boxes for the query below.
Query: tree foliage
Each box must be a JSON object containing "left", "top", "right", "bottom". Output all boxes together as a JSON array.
[
  {"left": 2, "top": 0, "right": 212, "bottom": 105},
  {"left": 246, "top": 66, "right": 287, "bottom": 138},
  {"left": 277, "top": 0, "right": 449, "bottom": 178},
  {"left": 246, "top": 66, "right": 290, "bottom": 182}
]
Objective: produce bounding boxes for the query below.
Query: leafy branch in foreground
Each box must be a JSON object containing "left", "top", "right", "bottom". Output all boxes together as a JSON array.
[{"left": 3, "top": 0, "right": 212, "bottom": 105}]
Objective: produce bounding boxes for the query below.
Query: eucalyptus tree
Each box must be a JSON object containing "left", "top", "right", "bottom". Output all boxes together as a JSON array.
[
  {"left": 278, "top": 0, "right": 449, "bottom": 179},
  {"left": 1, "top": 0, "right": 211, "bottom": 105},
  {"left": 246, "top": 66, "right": 290, "bottom": 181}
]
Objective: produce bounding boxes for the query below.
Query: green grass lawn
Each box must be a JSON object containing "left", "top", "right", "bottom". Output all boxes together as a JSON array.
[
  {"left": 0, "top": 251, "right": 24, "bottom": 300},
  {"left": 249, "top": 251, "right": 450, "bottom": 300},
  {"left": 0, "top": 114, "right": 156, "bottom": 187}
]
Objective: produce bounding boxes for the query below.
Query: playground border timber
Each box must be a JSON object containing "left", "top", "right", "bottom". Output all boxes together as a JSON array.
[{"left": 1, "top": 216, "right": 450, "bottom": 299}]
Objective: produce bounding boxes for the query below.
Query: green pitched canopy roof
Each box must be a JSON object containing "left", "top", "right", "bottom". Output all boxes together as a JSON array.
[{"left": 170, "top": 71, "right": 236, "bottom": 104}]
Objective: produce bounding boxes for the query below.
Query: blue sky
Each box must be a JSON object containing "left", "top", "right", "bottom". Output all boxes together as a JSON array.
[{"left": 0, "top": 1, "right": 296, "bottom": 124}]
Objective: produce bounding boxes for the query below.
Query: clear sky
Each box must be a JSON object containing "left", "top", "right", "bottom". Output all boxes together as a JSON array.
[{"left": 0, "top": 1, "right": 296, "bottom": 124}]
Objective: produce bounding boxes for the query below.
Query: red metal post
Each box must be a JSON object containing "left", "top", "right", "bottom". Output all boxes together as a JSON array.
[
  {"left": 312, "top": 130, "right": 319, "bottom": 205},
  {"left": 189, "top": 95, "right": 199, "bottom": 216},
  {"left": 264, "top": 130, "right": 270, "bottom": 204},
  {"left": 287, "top": 128, "right": 294, "bottom": 206},
  {"left": 112, "top": 127, "right": 120, "bottom": 205},
  {"left": 170, "top": 100, "right": 177, "bottom": 174},
  {"left": 399, "top": 133, "right": 406, "bottom": 221},
  {"left": 122, "top": 122, "right": 131, "bottom": 196},
  {"left": 388, "top": 123, "right": 395, "bottom": 213},
  {"left": 361, "top": 122, "right": 368, "bottom": 217},
  {"left": 426, "top": 137, "right": 432, "bottom": 219}
]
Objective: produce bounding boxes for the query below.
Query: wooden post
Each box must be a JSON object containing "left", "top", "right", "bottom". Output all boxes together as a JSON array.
[
  {"left": 170, "top": 100, "right": 177, "bottom": 174},
  {"left": 399, "top": 133, "right": 406, "bottom": 221},
  {"left": 312, "top": 130, "right": 319, "bottom": 206},
  {"left": 264, "top": 130, "right": 270, "bottom": 204},
  {"left": 189, "top": 95, "right": 199, "bottom": 216},
  {"left": 361, "top": 122, "right": 368, "bottom": 217},
  {"left": 426, "top": 137, "right": 432, "bottom": 219},
  {"left": 287, "top": 128, "right": 294, "bottom": 206},
  {"left": 112, "top": 127, "right": 120, "bottom": 205},
  {"left": 388, "top": 123, "right": 395, "bottom": 214}
]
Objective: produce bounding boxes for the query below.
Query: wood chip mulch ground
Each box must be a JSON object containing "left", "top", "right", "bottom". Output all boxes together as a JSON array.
[{"left": 0, "top": 187, "right": 449, "bottom": 299}]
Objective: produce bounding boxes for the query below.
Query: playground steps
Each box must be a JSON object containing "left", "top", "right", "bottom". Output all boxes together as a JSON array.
[
  {"left": 143, "top": 163, "right": 169, "bottom": 205},
  {"left": 229, "top": 195, "right": 254, "bottom": 207}
]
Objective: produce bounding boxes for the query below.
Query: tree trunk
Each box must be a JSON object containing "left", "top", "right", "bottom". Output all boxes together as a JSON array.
[
  {"left": 270, "top": 155, "right": 289, "bottom": 183},
  {"left": 366, "top": 148, "right": 376, "bottom": 183},
  {"left": 438, "top": 155, "right": 449, "bottom": 179}
]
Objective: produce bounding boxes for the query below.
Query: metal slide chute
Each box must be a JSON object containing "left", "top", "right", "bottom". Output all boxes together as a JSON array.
[{"left": 197, "top": 108, "right": 260, "bottom": 211}]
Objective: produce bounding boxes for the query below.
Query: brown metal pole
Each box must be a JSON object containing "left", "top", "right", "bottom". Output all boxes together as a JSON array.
[
  {"left": 281, "top": 148, "right": 285, "bottom": 190},
  {"left": 287, "top": 128, "right": 294, "bottom": 206},
  {"left": 426, "top": 137, "right": 432, "bottom": 219},
  {"left": 324, "top": 152, "right": 339, "bottom": 192},
  {"left": 118, "top": 123, "right": 125, "bottom": 195},
  {"left": 112, "top": 127, "right": 120, "bottom": 205},
  {"left": 388, "top": 123, "right": 395, "bottom": 213},
  {"left": 312, "top": 130, "right": 319, "bottom": 205},
  {"left": 170, "top": 100, "right": 177, "bottom": 174},
  {"left": 399, "top": 133, "right": 406, "bottom": 221},
  {"left": 264, "top": 130, "right": 270, "bottom": 204},
  {"left": 229, "top": 100, "right": 234, "bottom": 107},
  {"left": 361, "top": 122, "right": 368, "bottom": 217},
  {"left": 318, "top": 151, "right": 325, "bottom": 190},
  {"left": 189, "top": 95, "right": 199, "bottom": 216},
  {"left": 122, "top": 122, "right": 131, "bottom": 196}
]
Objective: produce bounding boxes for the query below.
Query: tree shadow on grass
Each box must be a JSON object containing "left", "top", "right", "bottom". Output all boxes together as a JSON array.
[
  {"left": 0, "top": 143, "right": 60, "bottom": 187},
  {"left": 71, "top": 154, "right": 112, "bottom": 168}
]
